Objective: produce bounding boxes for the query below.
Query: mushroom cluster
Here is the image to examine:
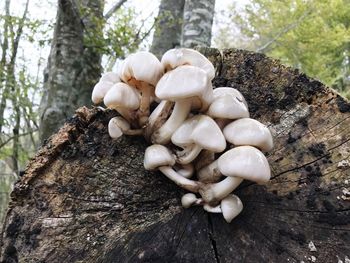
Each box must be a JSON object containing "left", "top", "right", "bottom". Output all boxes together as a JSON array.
[{"left": 91, "top": 48, "right": 273, "bottom": 223}]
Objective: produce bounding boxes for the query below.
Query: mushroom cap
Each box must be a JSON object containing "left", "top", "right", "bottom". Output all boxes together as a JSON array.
[
  {"left": 91, "top": 81, "right": 114, "bottom": 104},
  {"left": 171, "top": 115, "right": 226, "bottom": 152},
  {"left": 161, "top": 48, "right": 215, "bottom": 80},
  {"left": 223, "top": 118, "right": 273, "bottom": 152},
  {"left": 104, "top": 82, "right": 140, "bottom": 110},
  {"left": 108, "top": 117, "right": 130, "bottom": 139},
  {"left": 119, "top": 51, "right": 163, "bottom": 86},
  {"left": 220, "top": 194, "right": 243, "bottom": 223},
  {"left": 155, "top": 65, "right": 213, "bottom": 108},
  {"left": 100, "top": 71, "right": 120, "bottom": 83},
  {"left": 207, "top": 87, "right": 249, "bottom": 119},
  {"left": 144, "top": 144, "right": 176, "bottom": 170},
  {"left": 181, "top": 193, "right": 198, "bottom": 208},
  {"left": 218, "top": 146, "right": 271, "bottom": 183}
]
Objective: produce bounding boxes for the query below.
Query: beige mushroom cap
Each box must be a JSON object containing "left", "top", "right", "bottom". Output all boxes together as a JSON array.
[
  {"left": 172, "top": 115, "right": 226, "bottom": 153},
  {"left": 91, "top": 81, "right": 114, "bottom": 104},
  {"left": 108, "top": 117, "right": 130, "bottom": 139},
  {"left": 119, "top": 51, "right": 163, "bottom": 86},
  {"left": 155, "top": 65, "right": 212, "bottom": 107},
  {"left": 218, "top": 146, "right": 271, "bottom": 184},
  {"left": 161, "top": 48, "right": 215, "bottom": 80},
  {"left": 207, "top": 87, "right": 249, "bottom": 119},
  {"left": 223, "top": 118, "right": 273, "bottom": 152},
  {"left": 144, "top": 144, "right": 176, "bottom": 170},
  {"left": 104, "top": 82, "right": 140, "bottom": 110},
  {"left": 221, "top": 194, "right": 243, "bottom": 223}
]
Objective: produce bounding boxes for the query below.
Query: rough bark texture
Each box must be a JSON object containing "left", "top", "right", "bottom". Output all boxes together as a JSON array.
[
  {"left": 39, "top": 0, "right": 103, "bottom": 141},
  {"left": 181, "top": 0, "right": 216, "bottom": 48},
  {"left": 150, "top": 0, "right": 185, "bottom": 59},
  {"left": 1, "top": 48, "right": 350, "bottom": 263}
]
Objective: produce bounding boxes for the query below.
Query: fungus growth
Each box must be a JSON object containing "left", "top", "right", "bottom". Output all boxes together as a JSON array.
[{"left": 91, "top": 48, "right": 274, "bottom": 223}]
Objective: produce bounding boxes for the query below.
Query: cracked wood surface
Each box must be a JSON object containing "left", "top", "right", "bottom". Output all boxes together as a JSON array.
[{"left": 1, "top": 48, "right": 350, "bottom": 263}]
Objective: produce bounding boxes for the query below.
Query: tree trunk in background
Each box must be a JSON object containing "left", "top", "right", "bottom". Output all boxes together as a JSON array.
[
  {"left": 150, "top": 0, "right": 185, "bottom": 59},
  {"left": 39, "top": 0, "right": 103, "bottom": 141},
  {"left": 181, "top": 0, "right": 216, "bottom": 48},
  {"left": 1, "top": 48, "right": 350, "bottom": 262}
]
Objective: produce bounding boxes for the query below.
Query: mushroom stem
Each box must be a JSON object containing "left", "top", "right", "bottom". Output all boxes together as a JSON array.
[
  {"left": 152, "top": 98, "right": 192, "bottom": 144},
  {"left": 144, "top": 100, "right": 174, "bottom": 141},
  {"left": 158, "top": 166, "right": 201, "bottom": 193},
  {"left": 199, "top": 176, "right": 243, "bottom": 205},
  {"left": 176, "top": 144, "right": 202, "bottom": 164},
  {"left": 138, "top": 81, "right": 152, "bottom": 126},
  {"left": 175, "top": 163, "right": 194, "bottom": 178},
  {"left": 203, "top": 204, "right": 221, "bottom": 213},
  {"left": 197, "top": 160, "right": 222, "bottom": 183},
  {"left": 116, "top": 107, "right": 136, "bottom": 124}
]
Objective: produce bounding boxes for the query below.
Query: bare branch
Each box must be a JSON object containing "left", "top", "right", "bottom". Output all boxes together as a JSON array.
[
  {"left": 104, "top": 0, "right": 128, "bottom": 20},
  {"left": 0, "top": 129, "right": 38, "bottom": 149}
]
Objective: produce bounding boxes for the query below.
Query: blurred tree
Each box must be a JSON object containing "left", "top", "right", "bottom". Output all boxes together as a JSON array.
[
  {"left": 150, "top": 0, "right": 185, "bottom": 59},
  {"left": 182, "top": 0, "right": 216, "bottom": 48},
  {"left": 214, "top": 0, "right": 350, "bottom": 98}
]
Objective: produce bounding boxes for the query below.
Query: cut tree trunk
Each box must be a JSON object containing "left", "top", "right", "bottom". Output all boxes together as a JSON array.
[{"left": 1, "top": 48, "right": 350, "bottom": 263}]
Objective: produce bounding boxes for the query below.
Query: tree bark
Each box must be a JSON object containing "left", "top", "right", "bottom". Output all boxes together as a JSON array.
[
  {"left": 39, "top": 0, "right": 103, "bottom": 141},
  {"left": 1, "top": 48, "right": 350, "bottom": 263},
  {"left": 150, "top": 0, "right": 185, "bottom": 59},
  {"left": 181, "top": 0, "right": 216, "bottom": 48}
]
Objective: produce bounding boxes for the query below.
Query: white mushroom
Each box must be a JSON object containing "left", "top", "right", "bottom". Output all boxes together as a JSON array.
[
  {"left": 171, "top": 115, "right": 226, "bottom": 164},
  {"left": 181, "top": 193, "right": 203, "bottom": 208},
  {"left": 203, "top": 194, "right": 243, "bottom": 223},
  {"left": 207, "top": 87, "right": 249, "bottom": 122},
  {"left": 91, "top": 72, "right": 120, "bottom": 104},
  {"left": 104, "top": 82, "right": 140, "bottom": 123},
  {"left": 199, "top": 146, "right": 271, "bottom": 204},
  {"left": 223, "top": 118, "right": 274, "bottom": 152},
  {"left": 197, "top": 160, "right": 222, "bottom": 183},
  {"left": 152, "top": 65, "right": 213, "bottom": 144},
  {"left": 108, "top": 117, "right": 143, "bottom": 139},
  {"left": 161, "top": 48, "right": 215, "bottom": 80},
  {"left": 119, "top": 51, "right": 164, "bottom": 125},
  {"left": 144, "top": 144, "right": 201, "bottom": 193},
  {"left": 175, "top": 163, "right": 195, "bottom": 178}
]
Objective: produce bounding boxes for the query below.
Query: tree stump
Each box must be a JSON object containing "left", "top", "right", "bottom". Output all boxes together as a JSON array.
[{"left": 1, "top": 48, "right": 350, "bottom": 263}]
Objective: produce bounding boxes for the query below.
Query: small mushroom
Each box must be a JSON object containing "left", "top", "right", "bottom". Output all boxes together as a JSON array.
[
  {"left": 152, "top": 65, "right": 213, "bottom": 144},
  {"left": 171, "top": 115, "right": 226, "bottom": 164},
  {"left": 203, "top": 194, "right": 243, "bottom": 223},
  {"left": 119, "top": 51, "right": 164, "bottom": 125},
  {"left": 161, "top": 48, "right": 215, "bottom": 80},
  {"left": 108, "top": 117, "right": 143, "bottom": 139},
  {"left": 91, "top": 72, "right": 120, "bottom": 104},
  {"left": 199, "top": 146, "right": 271, "bottom": 204},
  {"left": 181, "top": 193, "right": 203, "bottom": 208},
  {"left": 104, "top": 82, "right": 140, "bottom": 123},
  {"left": 207, "top": 87, "right": 249, "bottom": 121},
  {"left": 223, "top": 118, "right": 273, "bottom": 152},
  {"left": 144, "top": 144, "right": 201, "bottom": 193}
]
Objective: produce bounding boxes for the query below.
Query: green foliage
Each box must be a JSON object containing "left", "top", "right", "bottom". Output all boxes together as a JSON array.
[{"left": 214, "top": 0, "right": 350, "bottom": 98}]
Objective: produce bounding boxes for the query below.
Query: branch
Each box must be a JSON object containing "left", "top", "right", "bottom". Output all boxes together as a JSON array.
[
  {"left": 104, "top": 0, "right": 128, "bottom": 20},
  {"left": 256, "top": 9, "right": 311, "bottom": 53},
  {"left": 0, "top": 129, "right": 38, "bottom": 149}
]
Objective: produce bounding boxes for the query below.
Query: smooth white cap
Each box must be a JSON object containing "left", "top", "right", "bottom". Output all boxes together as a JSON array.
[
  {"left": 144, "top": 144, "right": 176, "bottom": 170},
  {"left": 108, "top": 117, "right": 130, "bottom": 139},
  {"left": 220, "top": 194, "right": 243, "bottom": 223},
  {"left": 207, "top": 87, "right": 249, "bottom": 119},
  {"left": 171, "top": 115, "right": 226, "bottom": 152},
  {"left": 91, "top": 81, "right": 114, "bottom": 104},
  {"left": 181, "top": 193, "right": 198, "bottom": 208},
  {"left": 161, "top": 48, "right": 215, "bottom": 80},
  {"left": 155, "top": 65, "right": 213, "bottom": 109},
  {"left": 223, "top": 118, "right": 273, "bottom": 152},
  {"left": 119, "top": 51, "right": 163, "bottom": 86},
  {"left": 218, "top": 146, "right": 271, "bottom": 183},
  {"left": 104, "top": 82, "right": 140, "bottom": 110}
]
